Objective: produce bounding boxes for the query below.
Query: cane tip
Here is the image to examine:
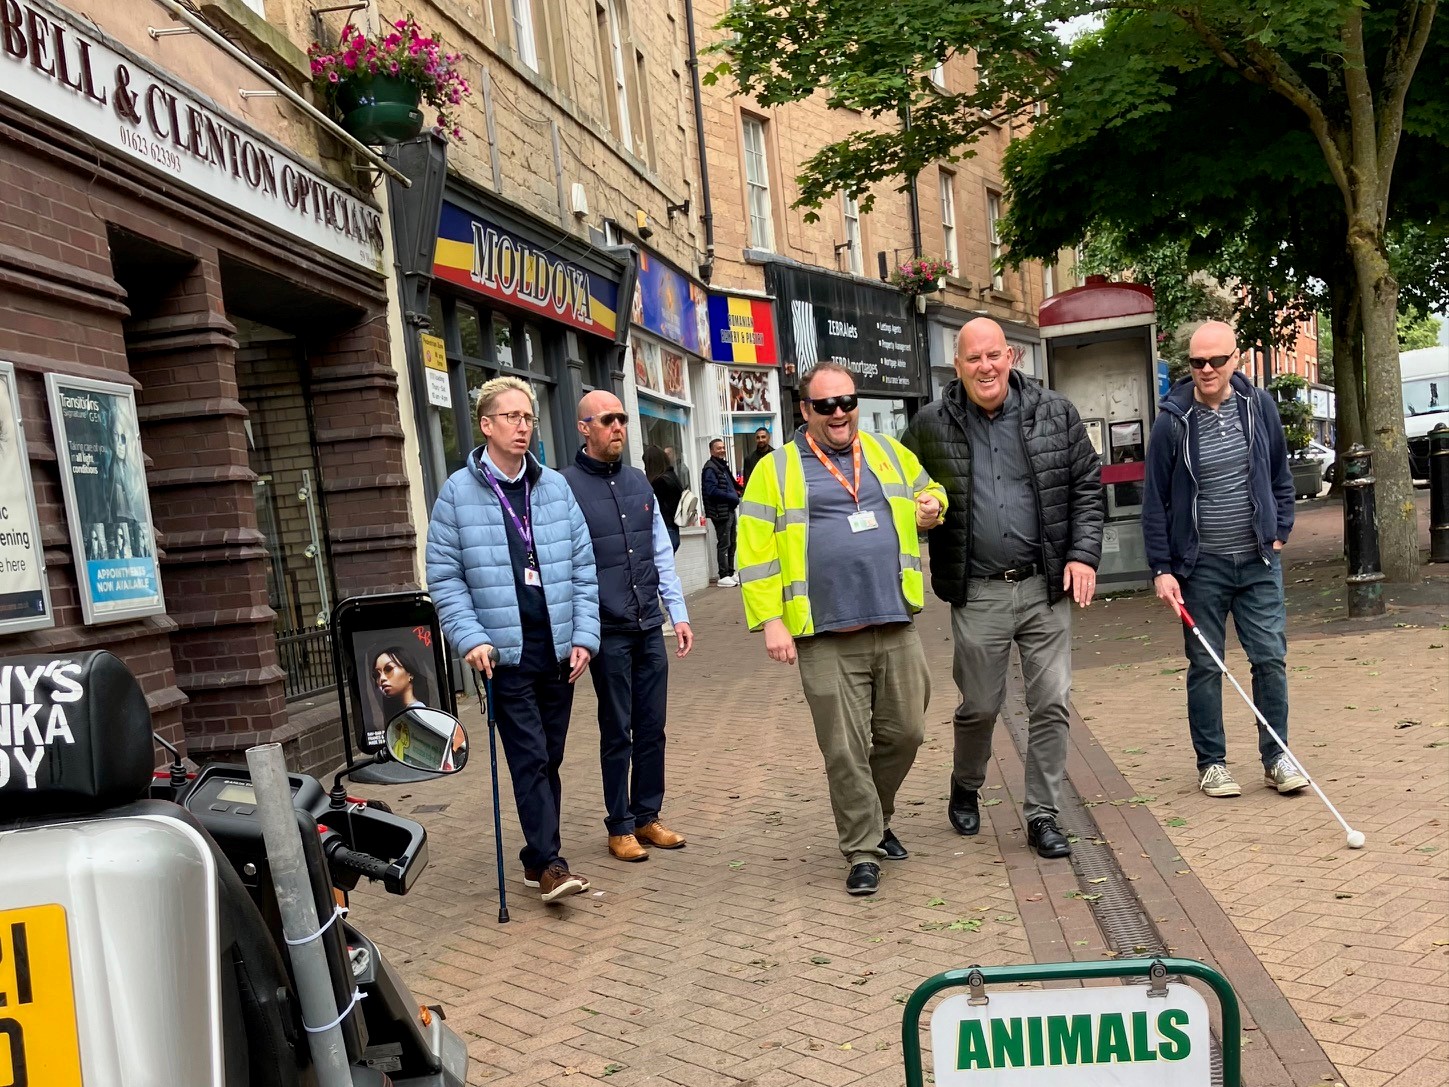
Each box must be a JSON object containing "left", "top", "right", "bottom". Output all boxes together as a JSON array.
[{"left": 1346, "top": 830, "right": 1366, "bottom": 849}]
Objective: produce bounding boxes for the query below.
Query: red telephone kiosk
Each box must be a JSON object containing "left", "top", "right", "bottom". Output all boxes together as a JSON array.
[{"left": 1039, "top": 277, "right": 1158, "bottom": 591}]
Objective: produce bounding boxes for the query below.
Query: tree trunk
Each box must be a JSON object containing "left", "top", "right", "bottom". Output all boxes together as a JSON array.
[
  {"left": 1348, "top": 224, "right": 1419, "bottom": 581},
  {"left": 1329, "top": 268, "right": 1364, "bottom": 462}
]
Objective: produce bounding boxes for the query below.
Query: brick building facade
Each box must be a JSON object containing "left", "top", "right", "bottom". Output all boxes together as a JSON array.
[{"left": 0, "top": 0, "right": 412, "bottom": 772}]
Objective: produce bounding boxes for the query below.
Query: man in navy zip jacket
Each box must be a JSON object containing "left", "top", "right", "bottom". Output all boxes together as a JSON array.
[
  {"left": 426, "top": 377, "right": 600, "bottom": 904},
  {"left": 1142, "top": 321, "right": 1309, "bottom": 801},
  {"left": 564, "top": 391, "right": 695, "bottom": 864}
]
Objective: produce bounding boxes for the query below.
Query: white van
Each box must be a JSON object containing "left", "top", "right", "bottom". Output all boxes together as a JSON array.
[{"left": 1402, "top": 345, "right": 1449, "bottom": 481}]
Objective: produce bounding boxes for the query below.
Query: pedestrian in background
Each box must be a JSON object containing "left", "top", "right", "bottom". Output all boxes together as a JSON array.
[
  {"left": 425, "top": 376, "right": 599, "bottom": 904},
  {"left": 739, "top": 362, "right": 945, "bottom": 896},
  {"left": 743, "top": 426, "right": 774, "bottom": 485},
  {"left": 644, "top": 444, "right": 684, "bottom": 552},
  {"left": 904, "top": 317, "right": 1103, "bottom": 861},
  {"left": 1142, "top": 320, "right": 1306, "bottom": 799},
  {"left": 565, "top": 391, "right": 694, "bottom": 864},
  {"left": 702, "top": 437, "right": 743, "bottom": 586}
]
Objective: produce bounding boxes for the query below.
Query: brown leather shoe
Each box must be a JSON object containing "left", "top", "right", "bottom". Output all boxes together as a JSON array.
[
  {"left": 635, "top": 821, "right": 686, "bottom": 849},
  {"left": 608, "top": 834, "right": 649, "bottom": 862},
  {"left": 537, "top": 863, "right": 585, "bottom": 903}
]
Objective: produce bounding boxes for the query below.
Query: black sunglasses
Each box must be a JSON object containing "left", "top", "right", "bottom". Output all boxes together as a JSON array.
[
  {"left": 583, "top": 412, "right": 630, "bottom": 426},
  {"left": 804, "top": 394, "right": 859, "bottom": 415},
  {"left": 1189, "top": 354, "right": 1234, "bottom": 370}
]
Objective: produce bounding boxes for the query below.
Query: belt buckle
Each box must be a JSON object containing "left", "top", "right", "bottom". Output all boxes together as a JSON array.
[{"left": 1004, "top": 565, "right": 1030, "bottom": 583}]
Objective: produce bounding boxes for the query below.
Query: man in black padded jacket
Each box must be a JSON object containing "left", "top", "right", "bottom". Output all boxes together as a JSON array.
[{"left": 904, "top": 318, "right": 1103, "bottom": 860}]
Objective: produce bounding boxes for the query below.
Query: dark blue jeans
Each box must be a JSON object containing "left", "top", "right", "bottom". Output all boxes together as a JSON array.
[
  {"left": 1180, "top": 550, "right": 1289, "bottom": 772},
  {"left": 589, "top": 627, "right": 670, "bottom": 836},
  {"left": 491, "top": 660, "right": 576, "bottom": 872}
]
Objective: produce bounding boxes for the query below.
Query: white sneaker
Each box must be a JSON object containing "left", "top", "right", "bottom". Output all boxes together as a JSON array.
[
  {"left": 717, "top": 575, "right": 739, "bottom": 587},
  {"left": 1264, "top": 757, "right": 1309, "bottom": 794},
  {"left": 1199, "top": 764, "right": 1242, "bottom": 798}
]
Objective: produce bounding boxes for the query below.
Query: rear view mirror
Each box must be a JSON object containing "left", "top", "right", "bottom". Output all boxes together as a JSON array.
[{"left": 385, "top": 708, "right": 469, "bottom": 774}]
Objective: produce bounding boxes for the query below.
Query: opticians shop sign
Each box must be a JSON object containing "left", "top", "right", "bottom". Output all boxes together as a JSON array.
[{"left": 0, "top": 0, "right": 385, "bottom": 270}]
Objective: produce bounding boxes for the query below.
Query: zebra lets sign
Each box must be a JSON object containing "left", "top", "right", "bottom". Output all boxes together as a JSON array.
[{"left": 929, "top": 983, "right": 1213, "bottom": 1086}]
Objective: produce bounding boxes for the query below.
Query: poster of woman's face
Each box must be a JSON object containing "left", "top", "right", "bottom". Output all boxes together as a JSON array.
[
  {"left": 0, "top": 363, "right": 52, "bottom": 632},
  {"left": 351, "top": 624, "right": 442, "bottom": 750},
  {"left": 46, "top": 374, "right": 164, "bottom": 625}
]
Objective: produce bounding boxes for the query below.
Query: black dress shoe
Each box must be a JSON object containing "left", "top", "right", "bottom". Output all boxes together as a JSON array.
[
  {"left": 879, "top": 828, "right": 908, "bottom": 860},
  {"left": 1027, "top": 817, "right": 1072, "bottom": 859},
  {"left": 948, "top": 780, "right": 980, "bottom": 836},
  {"left": 845, "top": 862, "right": 880, "bottom": 896}
]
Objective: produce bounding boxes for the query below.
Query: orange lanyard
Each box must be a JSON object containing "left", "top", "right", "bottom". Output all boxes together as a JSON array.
[{"left": 805, "top": 433, "right": 861, "bottom": 505}]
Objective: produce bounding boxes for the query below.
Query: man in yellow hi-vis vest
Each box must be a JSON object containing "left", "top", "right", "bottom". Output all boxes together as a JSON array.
[{"left": 738, "top": 362, "right": 947, "bottom": 897}]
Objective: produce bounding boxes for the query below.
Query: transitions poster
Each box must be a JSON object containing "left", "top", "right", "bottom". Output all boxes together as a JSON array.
[
  {"left": 46, "top": 375, "right": 165, "bottom": 625},
  {"left": 0, "top": 363, "right": 51, "bottom": 633}
]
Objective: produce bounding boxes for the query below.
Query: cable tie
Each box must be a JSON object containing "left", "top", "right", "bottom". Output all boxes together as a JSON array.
[{"left": 284, "top": 904, "right": 348, "bottom": 946}]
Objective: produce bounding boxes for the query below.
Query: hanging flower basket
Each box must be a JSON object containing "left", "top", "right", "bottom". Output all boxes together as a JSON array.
[
  {"left": 309, "top": 18, "right": 471, "bottom": 145},
  {"left": 890, "top": 256, "right": 954, "bottom": 295},
  {"left": 335, "top": 74, "right": 424, "bottom": 144}
]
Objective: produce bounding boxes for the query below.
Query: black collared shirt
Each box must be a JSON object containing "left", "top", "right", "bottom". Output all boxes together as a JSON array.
[{"left": 965, "top": 388, "right": 1040, "bottom": 576}]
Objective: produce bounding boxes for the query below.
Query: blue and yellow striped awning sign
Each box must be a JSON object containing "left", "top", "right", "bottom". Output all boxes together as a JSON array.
[{"left": 432, "top": 202, "right": 620, "bottom": 340}]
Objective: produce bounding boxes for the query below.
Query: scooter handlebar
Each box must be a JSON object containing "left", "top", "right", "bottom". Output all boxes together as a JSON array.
[{"left": 330, "top": 845, "right": 392, "bottom": 882}]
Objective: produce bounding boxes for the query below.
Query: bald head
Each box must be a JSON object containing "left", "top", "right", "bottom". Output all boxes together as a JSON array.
[
  {"left": 954, "top": 317, "right": 1013, "bottom": 412},
  {"left": 1186, "top": 320, "right": 1240, "bottom": 406},
  {"left": 577, "top": 390, "right": 628, "bottom": 461}
]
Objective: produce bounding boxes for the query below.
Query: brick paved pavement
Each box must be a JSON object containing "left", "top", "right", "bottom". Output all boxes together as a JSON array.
[
  {"left": 1071, "top": 498, "right": 1449, "bottom": 1087},
  {"left": 348, "top": 496, "right": 1443, "bottom": 1087}
]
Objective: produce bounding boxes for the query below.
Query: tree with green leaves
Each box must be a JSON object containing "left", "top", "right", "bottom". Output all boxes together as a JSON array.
[
  {"left": 1397, "top": 309, "right": 1442, "bottom": 350},
  {"left": 711, "top": 1, "right": 1442, "bottom": 581}
]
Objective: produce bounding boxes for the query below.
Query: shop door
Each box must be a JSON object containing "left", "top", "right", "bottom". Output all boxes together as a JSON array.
[{"left": 234, "top": 318, "right": 337, "bottom": 700}]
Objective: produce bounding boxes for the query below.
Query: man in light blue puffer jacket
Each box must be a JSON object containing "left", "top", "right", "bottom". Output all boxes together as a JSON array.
[{"left": 426, "top": 376, "right": 601, "bottom": 904}]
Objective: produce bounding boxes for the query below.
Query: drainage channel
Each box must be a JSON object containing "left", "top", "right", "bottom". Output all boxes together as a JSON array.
[{"left": 999, "top": 673, "right": 1226, "bottom": 1086}]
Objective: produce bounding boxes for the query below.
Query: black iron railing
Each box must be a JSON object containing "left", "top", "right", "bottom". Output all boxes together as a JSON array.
[{"left": 277, "top": 625, "right": 336, "bottom": 701}]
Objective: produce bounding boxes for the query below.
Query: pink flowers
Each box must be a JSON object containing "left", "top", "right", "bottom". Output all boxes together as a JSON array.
[
  {"left": 308, "top": 16, "right": 471, "bottom": 140},
  {"left": 889, "top": 257, "right": 954, "bottom": 294}
]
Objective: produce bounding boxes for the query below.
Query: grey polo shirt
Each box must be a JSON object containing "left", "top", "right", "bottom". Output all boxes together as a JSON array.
[
  {"left": 966, "top": 388, "right": 1041, "bottom": 577},
  {"left": 798, "top": 433, "right": 910, "bottom": 633}
]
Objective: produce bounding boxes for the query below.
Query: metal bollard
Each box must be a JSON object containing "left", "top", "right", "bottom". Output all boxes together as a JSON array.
[
  {"left": 1430, "top": 424, "right": 1449, "bottom": 563},
  {"left": 1341, "top": 444, "right": 1386, "bottom": 617}
]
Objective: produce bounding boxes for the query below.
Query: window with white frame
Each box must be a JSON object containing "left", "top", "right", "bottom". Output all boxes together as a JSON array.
[
  {"left": 596, "top": 0, "right": 633, "bottom": 151},
  {"left": 939, "top": 171, "right": 958, "bottom": 271},
  {"left": 511, "top": 0, "right": 539, "bottom": 71},
  {"left": 742, "top": 116, "right": 774, "bottom": 250},
  {"left": 1043, "top": 261, "right": 1055, "bottom": 298},
  {"left": 842, "top": 192, "right": 863, "bottom": 275},
  {"left": 987, "top": 191, "right": 1005, "bottom": 290},
  {"left": 930, "top": 60, "right": 945, "bottom": 88}
]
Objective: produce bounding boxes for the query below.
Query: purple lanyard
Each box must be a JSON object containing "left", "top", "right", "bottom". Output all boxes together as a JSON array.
[{"left": 482, "top": 468, "right": 534, "bottom": 557}]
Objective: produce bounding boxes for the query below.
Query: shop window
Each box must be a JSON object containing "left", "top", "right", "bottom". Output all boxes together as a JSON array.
[
  {"left": 493, "top": 315, "right": 515, "bottom": 367},
  {"left": 639, "top": 398, "right": 690, "bottom": 485},
  {"left": 523, "top": 324, "right": 547, "bottom": 372},
  {"left": 458, "top": 304, "right": 484, "bottom": 358}
]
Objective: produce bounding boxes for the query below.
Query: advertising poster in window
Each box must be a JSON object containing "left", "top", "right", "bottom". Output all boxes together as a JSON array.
[
  {"left": 353, "top": 625, "right": 445, "bottom": 752},
  {"left": 0, "top": 362, "right": 52, "bottom": 633},
  {"left": 727, "top": 369, "right": 774, "bottom": 413},
  {"left": 46, "top": 375, "right": 165, "bottom": 625}
]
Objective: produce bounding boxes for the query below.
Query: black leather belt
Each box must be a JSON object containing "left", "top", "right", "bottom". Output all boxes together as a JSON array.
[{"left": 979, "top": 563, "right": 1039, "bottom": 583}]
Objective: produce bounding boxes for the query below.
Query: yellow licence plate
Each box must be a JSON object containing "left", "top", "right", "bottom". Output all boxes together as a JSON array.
[{"left": 1, "top": 904, "right": 83, "bottom": 1087}]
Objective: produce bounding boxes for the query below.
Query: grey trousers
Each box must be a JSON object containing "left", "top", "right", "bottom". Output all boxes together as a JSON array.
[
  {"left": 796, "top": 623, "right": 930, "bottom": 867},
  {"left": 951, "top": 575, "right": 1072, "bottom": 823}
]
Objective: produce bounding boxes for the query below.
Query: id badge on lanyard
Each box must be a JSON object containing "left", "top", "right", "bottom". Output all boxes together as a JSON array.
[{"left": 806, "top": 434, "right": 879, "bottom": 532}]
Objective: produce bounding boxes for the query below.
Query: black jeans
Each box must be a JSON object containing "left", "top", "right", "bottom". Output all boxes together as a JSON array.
[
  {"left": 589, "top": 627, "right": 670, "bottom": 836},
  {"left": 710, "top": 512, "right": 737, "bottom": 577},
  {"left": 490, "top": 661, "right": 576, "bottom": 872}
]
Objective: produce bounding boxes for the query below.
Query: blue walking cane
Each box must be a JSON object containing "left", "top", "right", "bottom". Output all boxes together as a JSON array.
[{"left": 475, "top": 648, "right": 509, "bottom": 923}]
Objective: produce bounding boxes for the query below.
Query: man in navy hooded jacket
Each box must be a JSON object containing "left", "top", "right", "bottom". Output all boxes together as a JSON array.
[{"left": 1142, "top": 321, "right": 1309, "bottom": 801}]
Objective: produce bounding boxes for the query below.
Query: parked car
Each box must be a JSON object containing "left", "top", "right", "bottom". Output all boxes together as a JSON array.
[{"left": 1304, "top": 439, "right": 1336, "bottom": 487}]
